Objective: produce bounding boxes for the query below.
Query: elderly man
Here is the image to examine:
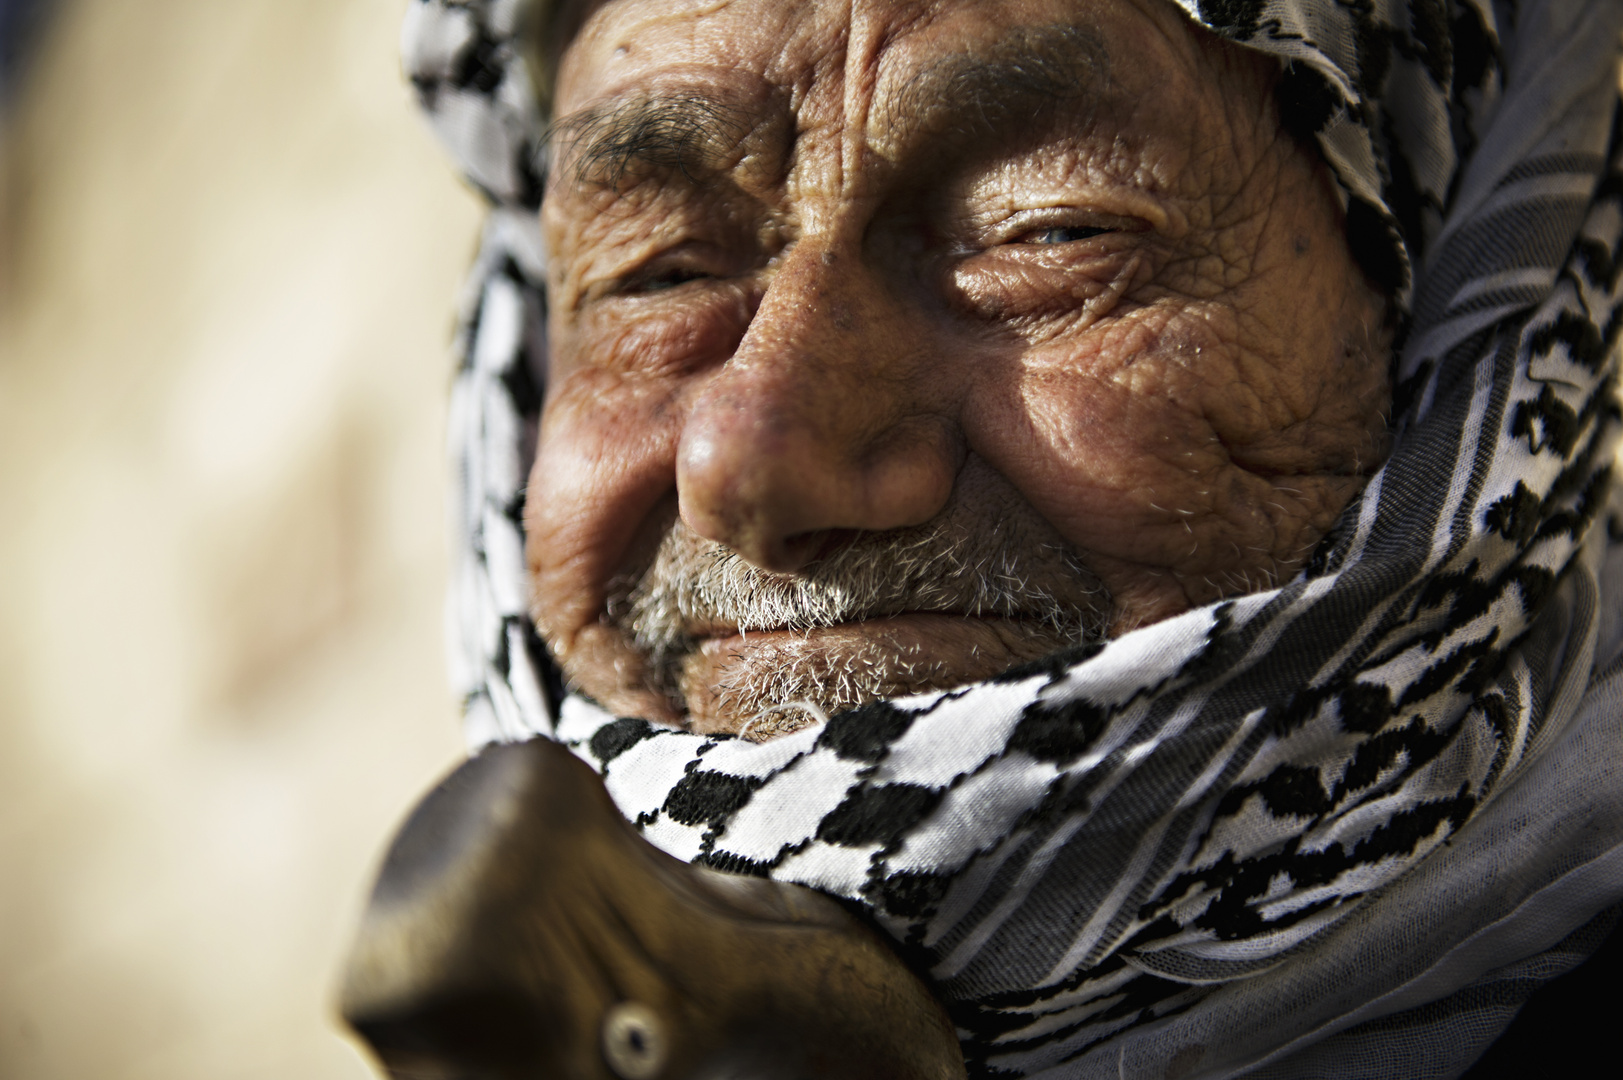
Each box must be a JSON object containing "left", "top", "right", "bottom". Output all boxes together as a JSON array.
[
  {"left": 346, "top": 0, "right": 1623, "bottom": 1077},
  {"left": 531, "top": 0, "right": 1392, "bottom": 739}
]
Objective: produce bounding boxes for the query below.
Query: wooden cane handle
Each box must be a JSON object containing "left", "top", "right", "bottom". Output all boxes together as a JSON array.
[{"left": 339, "top": 737, "right": 967, "bottom": 1080}]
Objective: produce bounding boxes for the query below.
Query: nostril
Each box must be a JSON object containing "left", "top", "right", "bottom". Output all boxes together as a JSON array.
[{"left": 600, "top": 1001, "right": 669, "bottom": 1079}]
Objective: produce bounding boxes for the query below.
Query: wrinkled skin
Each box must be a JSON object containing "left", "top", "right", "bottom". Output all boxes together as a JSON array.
[{"left": 529, "top": 0, "right": 1392, "bottom": 733}]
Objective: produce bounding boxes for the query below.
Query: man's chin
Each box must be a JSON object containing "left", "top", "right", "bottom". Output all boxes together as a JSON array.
[{"left": 675, "top": 613, "right": 1086, "bottom": 738}]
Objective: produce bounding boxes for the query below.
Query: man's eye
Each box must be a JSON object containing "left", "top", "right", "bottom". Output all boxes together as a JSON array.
[
  {"left": 627, "top": 267, "right": 712, "bottom": 293},
  {"left": 1018, "top": 225, "right": 1111, "bottom": 245}
]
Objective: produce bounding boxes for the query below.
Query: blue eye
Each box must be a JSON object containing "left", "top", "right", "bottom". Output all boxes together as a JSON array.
[{"left": 1024, "top": 225, "right": 1110, "bottom": 244}]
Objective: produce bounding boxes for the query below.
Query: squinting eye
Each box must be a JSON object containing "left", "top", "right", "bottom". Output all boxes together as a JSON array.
[
  {"left": 1020, "top": 225, "right": 1111, "bottom": 245},
  {"left": 629, "top": 267, "right": 711, "bottom": 293}
]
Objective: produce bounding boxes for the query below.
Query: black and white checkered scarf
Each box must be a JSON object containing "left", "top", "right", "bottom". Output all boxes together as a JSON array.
[{"left": 408, "top": 0, "right": 1623, "bottom": 1074}]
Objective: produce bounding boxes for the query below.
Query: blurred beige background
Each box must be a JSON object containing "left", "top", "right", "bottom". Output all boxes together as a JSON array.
[{"left": 0, "top": 0, "right": 479, "bottom": 1076}]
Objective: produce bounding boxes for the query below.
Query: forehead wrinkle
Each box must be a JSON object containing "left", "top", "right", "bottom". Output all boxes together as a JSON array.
[
  {"left": 831, "top": 2, "right": 911, "bottom": 200},
  {"left": 871, "top": 23, "right": 1110, "bottom": 160}
]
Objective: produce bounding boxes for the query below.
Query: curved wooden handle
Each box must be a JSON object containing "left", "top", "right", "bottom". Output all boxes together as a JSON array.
[{"left": 339, "top": 737, "right": 967, "bottom": 1080}]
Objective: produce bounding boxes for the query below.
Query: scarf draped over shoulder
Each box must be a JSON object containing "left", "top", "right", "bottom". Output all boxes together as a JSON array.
[{"left": 404, "top": 0, "right": 1623, "bottom": 1074}]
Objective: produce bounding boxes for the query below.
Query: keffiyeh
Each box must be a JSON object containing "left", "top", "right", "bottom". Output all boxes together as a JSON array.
[{"left": 406, "top": 0, "right": 1623, "bottom": 1075}]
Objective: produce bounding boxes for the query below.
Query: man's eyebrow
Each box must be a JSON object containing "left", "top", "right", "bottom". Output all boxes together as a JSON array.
[
  {"left": 881, "top": 24, "right": 1110, "bottom": 150},
  {"left": 548, "top": 25, "right": 1108, "bottom": 187},
  {"left": 548, "top": 92, "right": 753, "bottom": 188}
]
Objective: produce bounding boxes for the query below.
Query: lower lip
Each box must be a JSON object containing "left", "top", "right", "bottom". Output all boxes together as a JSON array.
[
  {"left": 678, "top": 612, "right": 1079, "bottom": 734},
  {"left": 678, "top": 613, "right": 1084, "bottom": 734}
]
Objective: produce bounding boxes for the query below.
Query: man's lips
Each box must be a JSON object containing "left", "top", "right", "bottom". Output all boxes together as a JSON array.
[
  {"left": 676, "top": 613, "right": 1084, "bottom": 734},
  {"left": 689, "top": 612, "right": 1056, "bottom": 652}
]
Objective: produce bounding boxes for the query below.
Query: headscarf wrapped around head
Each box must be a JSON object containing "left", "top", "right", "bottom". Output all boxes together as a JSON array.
[{"left": 405, "top": 0, "right": 1623, "bottom": 1074}]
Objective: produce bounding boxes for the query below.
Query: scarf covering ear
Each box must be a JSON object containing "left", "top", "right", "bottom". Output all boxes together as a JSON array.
[{"left": 409, "top": 0, "right": 1623, "bottom": 1075}]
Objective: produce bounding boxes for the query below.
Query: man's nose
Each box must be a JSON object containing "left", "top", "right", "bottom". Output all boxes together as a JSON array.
[{"left": 677, "top": 240, "right": 962, "bottom": 572}]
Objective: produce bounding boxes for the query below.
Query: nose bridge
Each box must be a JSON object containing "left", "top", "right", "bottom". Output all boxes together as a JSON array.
[
  {"left": 676, "top": 233, "right": 960, "bottom": 571},
  {"left": 739, "top": 235, "right": 894, "bottom": 424}
]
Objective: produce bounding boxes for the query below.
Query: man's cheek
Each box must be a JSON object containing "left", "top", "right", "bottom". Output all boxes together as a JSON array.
[
  {"left": 972, "top": 365, "right": 1223, "bottom": 552},
  {"left": 961, "top": 311, "right": 1273, "bottom": 618},
  {"left": 526, "top": 369, "right": 684, "bottom": 650}
]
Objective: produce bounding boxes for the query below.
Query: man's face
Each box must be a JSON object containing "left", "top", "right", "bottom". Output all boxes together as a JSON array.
[{"left": 529, "top": 0, "right": 1391, "bottom": 735}]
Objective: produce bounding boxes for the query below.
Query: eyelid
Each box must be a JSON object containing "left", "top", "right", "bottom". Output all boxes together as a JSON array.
[
  {"left": 979, "top": 207, "right": 1147, "bottom": 247},
  {"left": 617, "top": 262, "right": 714, "bottom": 295},
  {"left": 584, "top": 241, "right": 736, "bottom": 301},
  {"left": 958, "top": 177, "right": 1172, "bottom": 236}
]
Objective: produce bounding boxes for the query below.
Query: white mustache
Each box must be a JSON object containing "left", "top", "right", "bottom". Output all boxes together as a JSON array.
[{"left": 614, "top": 515, "right": 1109, "bottom": 666}]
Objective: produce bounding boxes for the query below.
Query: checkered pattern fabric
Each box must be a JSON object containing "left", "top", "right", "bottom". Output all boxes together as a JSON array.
[{"left": 404, "top": 0, "right": 1623, "bottom": 1074}]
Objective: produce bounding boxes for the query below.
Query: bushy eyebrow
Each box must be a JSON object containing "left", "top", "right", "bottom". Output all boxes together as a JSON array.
[
  {"left": 881, "top": 24, "right": 1110, "bottom": 150},
  {"left": 549, "top": 92, "right": 754, "bottom": 187}
]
